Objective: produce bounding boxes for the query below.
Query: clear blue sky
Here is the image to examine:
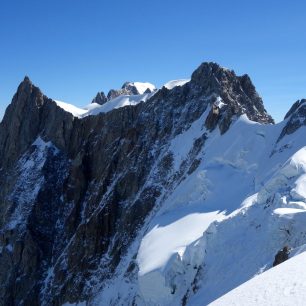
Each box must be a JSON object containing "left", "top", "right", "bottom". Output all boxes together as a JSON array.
[{"left": 0, "top": 0, "right": 305, "bottom": 122}]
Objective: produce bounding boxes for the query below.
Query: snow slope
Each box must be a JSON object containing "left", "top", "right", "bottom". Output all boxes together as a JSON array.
[
  {"left": 210, "top": 251, "right": 306, "bottom": 306},
  {"left": 137, "top": 211, "right": 222, "bottom": 304},
  {"left": 186, "top": 145, "right": 306, "bottom": 305},
  {"left": 54, "top": 100, "right": 88, "bottom": 118},
  {"left": 54, "top": 91, "right": 155, "bottom": 118}
]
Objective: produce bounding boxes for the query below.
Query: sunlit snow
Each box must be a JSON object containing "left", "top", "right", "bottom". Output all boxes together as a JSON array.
[
  {"left": 163, "top": 79, "right": 190, "bottom": 90},
  {"left": 210, "top": 250, "right": 306, "bottom": 306}
]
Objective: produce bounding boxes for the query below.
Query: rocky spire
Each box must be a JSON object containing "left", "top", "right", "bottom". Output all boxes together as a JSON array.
[
  {"left": 278, "top": 99, "right": 306, "bottom": 140},
  {"left": 91, "top": 91, "right": 108, "bottom": 105},
  {"left": 0, "top": 77, "right": 45, "bottom": 168},
  {"left": 190, "top": 62, "right": 274, "bottom": 133},
  {"left": 0, "top": 76, "right": 75, "bottom": 170},
  {"left": 284, "top": 99, "right": 306, "bottom": 120},
  {"left": 23, "top": 75, "right": 32, "bottom": 85}
]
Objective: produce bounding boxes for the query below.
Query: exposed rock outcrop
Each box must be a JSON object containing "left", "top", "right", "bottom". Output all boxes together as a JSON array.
[
  {"left": 278, "top": 99, "right": 306, "bottom": 140},
  {"left": 273, "top": 246, "right": 290, "bottom": 266},
  {"left": 191, "top": 62, "right": 274, "bottom": 133},
  {"left": 91, "top": 91, "right": 107, "bottom": 105}
]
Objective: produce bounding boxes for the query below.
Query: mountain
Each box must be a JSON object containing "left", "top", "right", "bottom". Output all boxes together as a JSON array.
[{"left": 0, "top": 62, "right": 305, "bottom": 306}]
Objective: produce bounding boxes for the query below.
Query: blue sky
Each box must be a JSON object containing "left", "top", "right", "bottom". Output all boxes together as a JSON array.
[{"left": 0, "top": 0, "right": 305, "bottom": 122}]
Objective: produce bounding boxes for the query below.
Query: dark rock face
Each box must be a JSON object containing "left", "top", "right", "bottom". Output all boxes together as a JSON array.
[
  {"left": 106, "top": 88, "right": 122, "bottom": 100},
  {"left": 192, "top": 62, "right": 274, "bottom": 133},
  {"left": 273, "top": 246, "right": 290, "bottom": 266},
  {"left": 0, "top": 77, "right": 74, "bottom": 171},
  {"left": 144, "top": 87, "right": 153, "bottom": 94},
  {"left": 0, "top": 62, "right": 275, "bottom": 305},
  {"left": 278, "top": 99, "right": 306, "bottom": 140},
  {"left": 0, "top": 143, "right": 69, "bottom": 306},
  {"left": 91, "top": 92, "right": 107, "bottom": 105}
]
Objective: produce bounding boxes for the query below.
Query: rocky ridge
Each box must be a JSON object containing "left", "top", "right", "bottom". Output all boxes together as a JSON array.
[{"left": 0, "top": 62, "right": 304, "bottom": 306}]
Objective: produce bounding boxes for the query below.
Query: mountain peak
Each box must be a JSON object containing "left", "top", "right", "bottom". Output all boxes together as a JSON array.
[
  {"left": 191, "top": 62, "right": 233, "bottom": 84},
  {"left": 0, "top": 77, "right": 48, "bottom": 169},
  {"left": 278, "top": 99, "right": 306, "bottom": 140},
  {"left": 23, "top": 75, "right": 32, "bottom": 84},
  {"left": 120, "top": 81, "right": 140, "bottom": 95},
  {"left": 91, "top": 91, "right": 108, "bottom": 105},
  {"left": 107, "top": 81, "right": 156, "bottom": 100},
  {"left": 16, "top": 75, "right": 34, "bottom": 94},
  {"left": 121, "top": 81, "right": 156, "bottom": 95},
  {"left": 189, "top": 62, "right": 274, "bottom": 132},
  {"left": 284, "top": 99, "right": 306, "bottom": 120}
]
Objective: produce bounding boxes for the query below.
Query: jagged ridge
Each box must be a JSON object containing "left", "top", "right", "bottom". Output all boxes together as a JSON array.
[{"left": 0, "top": 62, "right": 304, "bottom": 306}]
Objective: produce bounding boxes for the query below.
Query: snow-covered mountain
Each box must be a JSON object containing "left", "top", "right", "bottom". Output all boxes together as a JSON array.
[{"left": 0, "top": 62, "right": 305, "bottom": 306}]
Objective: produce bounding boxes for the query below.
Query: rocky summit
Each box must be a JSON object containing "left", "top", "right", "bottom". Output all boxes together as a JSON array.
[
  {"left": 91, "top": 81, "right": 156, "bottom": 105},
  {"left": 0, "top": 62, "right": 306, "bottom": 306}
]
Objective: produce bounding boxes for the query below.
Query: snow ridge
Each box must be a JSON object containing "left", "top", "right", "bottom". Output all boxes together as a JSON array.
[
  {"left": 54, "top": 91, "right": 155, "bottom": 118},
  {"left": 53, "top": 79, "right": 191, "bottom": 118}
]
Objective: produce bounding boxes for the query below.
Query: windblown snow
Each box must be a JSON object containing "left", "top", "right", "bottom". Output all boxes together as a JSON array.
[{"left": 163, "top": 79, "right": 190, "bottom": 90}]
